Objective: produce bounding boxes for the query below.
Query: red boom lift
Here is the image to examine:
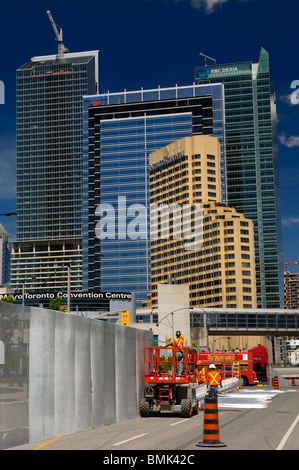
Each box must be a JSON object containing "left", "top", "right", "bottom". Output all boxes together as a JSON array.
[{"left": 140, "top": 346, "right": 199, "bottom": 417}]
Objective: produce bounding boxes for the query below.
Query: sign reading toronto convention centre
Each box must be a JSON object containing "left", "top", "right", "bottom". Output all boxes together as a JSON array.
[{"left": 0, "top": 291, "right": 132, "bottom": 301}]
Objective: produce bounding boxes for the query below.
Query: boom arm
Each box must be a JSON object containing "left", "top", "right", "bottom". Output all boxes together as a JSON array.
[{"left": 47, "top": 10, "right": 68, "bottom": 58}]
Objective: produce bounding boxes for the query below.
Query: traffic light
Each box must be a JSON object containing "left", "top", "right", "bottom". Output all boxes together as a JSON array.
[{"left": 121, "top": 310, "right": 129, "bottom": 325}]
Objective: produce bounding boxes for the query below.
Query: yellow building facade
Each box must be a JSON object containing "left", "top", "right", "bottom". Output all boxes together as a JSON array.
[{"left": 144, "top": 135, "right": 257, "bottom": 309}]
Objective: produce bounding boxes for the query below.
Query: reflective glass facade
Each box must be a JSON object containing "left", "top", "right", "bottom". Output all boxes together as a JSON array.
[
  {"left": 16, "top": 52, "right": 98, "bottom": 241},
  {"left": 12, "top": 52, "right": 98, "bottom": 293},
  {"left": 83, "top": 84, "right": 225, "bottom": 305},
  {"left": 0, "top": 224, "right": 11, "bottom": 286},
  {"left": 195, "top": 49, "right": 283, "bottom": 308}
]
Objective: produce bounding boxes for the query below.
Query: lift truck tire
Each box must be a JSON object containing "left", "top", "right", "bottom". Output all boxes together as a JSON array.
[
  {"left": 180, "top": 398, "right": 192, "bottom": 418},
  {"left": 140, "top": 398, "right": 150, "bottom": 417}
]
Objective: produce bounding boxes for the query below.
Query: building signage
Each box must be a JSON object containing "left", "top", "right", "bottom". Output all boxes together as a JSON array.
[
  {"left": 0, "top": 291, "right": 132, "bottom": 301},
  {"left": 149, "top": 150, "right": 185, "bottom": 171},
  {"left": 88, "top": 95, "right": 107, "bottom": 107},
  {"left": 195, "top": 62, "right": 252, "bottom": 80}
]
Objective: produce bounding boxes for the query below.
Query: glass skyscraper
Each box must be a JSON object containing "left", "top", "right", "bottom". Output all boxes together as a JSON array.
[
  {"left": 0, "top": 224, "right": 11, "bottom": 286},
  {"left": 195, "top": 48, "right": 283, "bottom": 309},
  {"left": 11, "top": 51, "right": 98, "bottom": 293},
  {"left": 83, "top": 84, "right": 225, "bottom": 305}
]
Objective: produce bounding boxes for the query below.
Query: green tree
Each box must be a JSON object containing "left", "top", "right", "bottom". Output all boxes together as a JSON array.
[
  {"left": 49, "top": 296, "right": 63, "bottom": 311},
  {"left": 0, "top": 294, "right": 16, "bottom": 303}
]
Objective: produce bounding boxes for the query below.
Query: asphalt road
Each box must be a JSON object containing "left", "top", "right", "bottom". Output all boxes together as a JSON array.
[{"left": 7, "top": 386, "right": 299, "bottom": 453}]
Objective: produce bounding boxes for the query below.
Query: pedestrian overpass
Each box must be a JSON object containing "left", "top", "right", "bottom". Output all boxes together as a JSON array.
[
  {"left": 136, "top": 307, "right": 299, "bottom": 337},
  {"left": 191, "top": 307, "right": 299, "bottom": 336}
]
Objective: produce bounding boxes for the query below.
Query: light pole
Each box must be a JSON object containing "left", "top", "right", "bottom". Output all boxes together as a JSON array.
[
  {"left": 207, "top": 336, "right": 231, "bottom": 371},
  {"left": 66, "top": 254, "right": 102, "bottom": 314},
  {"left": 156, "top": 307, "right": 194, "bottom": 343},
  {"left": 67, "top": 265, "right": 71, "bottom": 314},
  {"left": 18, "top": 275, "right": 36, "bottom": 386}
]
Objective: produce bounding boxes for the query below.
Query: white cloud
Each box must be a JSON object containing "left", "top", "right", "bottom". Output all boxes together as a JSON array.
[
  {"left": 279, "top": 92, "right": 299, "bottom": 107},
  {"left": 190, "top": 0, "right": 231, "bottom": 12},
  {"left": 282, "top": 217, "right": 299, "bottom": 228},
  {"left": 279, "top": 94, "right": 294, "bottom": 106},
  {"left": 278, "top": 132, "right": 299, "bottom": 148},
  {"left": 173, "top": 0, "right": 250, "bottom": 13}
]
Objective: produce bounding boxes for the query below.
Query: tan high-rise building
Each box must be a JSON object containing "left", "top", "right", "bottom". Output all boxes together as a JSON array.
[
  {"left": 284, "top": 271, "right": 299, "bottom": 309},
  {"left": 144, "top": 135, "right": 257, "bottom": 309}
]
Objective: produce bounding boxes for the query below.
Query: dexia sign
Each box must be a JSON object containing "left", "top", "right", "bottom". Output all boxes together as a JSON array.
[{"left": 195, "top": 62, "right": 252, "bottom": 80}]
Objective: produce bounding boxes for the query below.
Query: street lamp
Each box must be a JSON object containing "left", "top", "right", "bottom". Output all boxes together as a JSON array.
[
  {"left": 207, "top": 336, "right": 231, "bottom": 374},
  {"left": 156, "top": 307, "right": 194, "bottom": 341},
  {"left": 66, "top": 254, "right": 103, "bottom": 313},
  {"left": 17, "top": 275, "right": 36, "bottom": 386},
  {"left": 207, "top": 336, "right": 231, "bottom": 348}
]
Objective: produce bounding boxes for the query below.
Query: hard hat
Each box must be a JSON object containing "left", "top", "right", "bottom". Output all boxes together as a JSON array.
[
  {"left": 176, "top": 330, "right": 181, "bottom": 337},
  {"left": 196, "top": 360, "right": 202, "bottom": 365},
  {"left": 209, "top": 363, "right": 216, "bottom": 369}
]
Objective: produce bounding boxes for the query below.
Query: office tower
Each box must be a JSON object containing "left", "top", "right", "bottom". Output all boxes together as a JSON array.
[
  {"left": 11, "top": 49, "right": 98, "bottom": 293},
  {"left": 0, "top": 224, "right": 11, "bottom": 286},
  {"left": 83, "top": 83, "right": 225, "bottom": 305},
  {"left": 145, "top": 135, "right": 257, "bottom": 309},
  {"left": 195, "top": 48, "right": 283, "bottom": 308}
]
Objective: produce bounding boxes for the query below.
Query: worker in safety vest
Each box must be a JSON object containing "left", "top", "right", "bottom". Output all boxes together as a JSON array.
[
  {"left": 195, "top": 360, "right": 207, "bottom": 409},
  {"left": 206, "top": 363, "right": 222, "bottom": 399},
  {"left": 166, "top": 330, "right": 184, "bottom": 375},
  {"left": 195, "top": 360, "right": 207, "bottom": 386}
]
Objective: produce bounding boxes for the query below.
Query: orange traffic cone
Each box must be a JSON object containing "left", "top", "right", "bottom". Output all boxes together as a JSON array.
[
  {"left": 273, "top": 376, "right": 279, "bottom": 389},
  {"left": 196, "top": 397, "right": 226, "bottom": 447},
  {"left": 253, "top": 372, "right": 258, "bottom": 385}
]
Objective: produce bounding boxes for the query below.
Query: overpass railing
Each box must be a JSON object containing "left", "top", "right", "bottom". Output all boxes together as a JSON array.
[{"left": 191, "top": 308, "right": 299, "bottom": 334}]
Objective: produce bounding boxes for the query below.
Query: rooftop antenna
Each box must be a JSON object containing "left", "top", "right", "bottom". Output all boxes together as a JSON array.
[
  {"left": 199, "top": 52, "right": 216, "bottom": 66},
  {"left": 47, "top": 10, "right": 69, "bottom": 59}
]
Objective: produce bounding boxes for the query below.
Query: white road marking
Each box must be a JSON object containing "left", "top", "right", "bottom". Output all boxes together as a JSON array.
[
  {"left": 170, "top": 419, "right": 189, "bottom": 426},
  {"left": 113, "top": 433, "right": 148, "bottom": 446},
  {"left": 276, "top": 413, "right": 299, "bottom": 450}
]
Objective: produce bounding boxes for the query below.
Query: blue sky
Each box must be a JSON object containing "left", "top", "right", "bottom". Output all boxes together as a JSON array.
[{"left": 0, "top": 0, "right": 299, "bottom": 271}]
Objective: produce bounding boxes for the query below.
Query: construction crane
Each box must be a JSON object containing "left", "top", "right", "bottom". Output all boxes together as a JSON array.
[
  {"left": 283, "top": 259, "right": 299, "bottom": 273},
  {"left": 199, "top": 52, "right": 216, "bottom": 66},
  {"left": 47, "top": 10, "right": 69, "bottom": 59}
]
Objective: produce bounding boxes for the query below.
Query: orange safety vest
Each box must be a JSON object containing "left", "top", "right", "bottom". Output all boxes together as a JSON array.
[
  {"left": 195, "top": 367, "right": 207, "bottom": 384},
  {"left": 173, "top": 337, "right": 184, "bottom": 352},
  {"left": 207, "top": 370, "right": 221, "bottom": 386}
]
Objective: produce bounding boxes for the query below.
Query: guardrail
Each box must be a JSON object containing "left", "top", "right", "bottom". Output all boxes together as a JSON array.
[{"left": 195, "top": 377, "right": 243, "bottom": 399}]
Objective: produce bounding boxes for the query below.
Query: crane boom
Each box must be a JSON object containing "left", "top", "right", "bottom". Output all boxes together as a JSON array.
[
  {"left": 283, "top": 259, "right": 299, "bottom": 272},
  {"left": 46, "top": 10, "right": 68, "bottom": 58},
  {"left": 199, "top": 52, "right": 216, "bottom": 66}
]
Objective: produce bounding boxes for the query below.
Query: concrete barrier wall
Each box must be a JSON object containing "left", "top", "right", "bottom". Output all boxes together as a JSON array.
[
  {"left": 28, "top": 308, "right": 152, "bottom": 444},
  {"left": 269, "top": 366, "right": 293, "bottom": 387},
  {"left": 196, "top": 377, "right": 243, "bottom": 399}
]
